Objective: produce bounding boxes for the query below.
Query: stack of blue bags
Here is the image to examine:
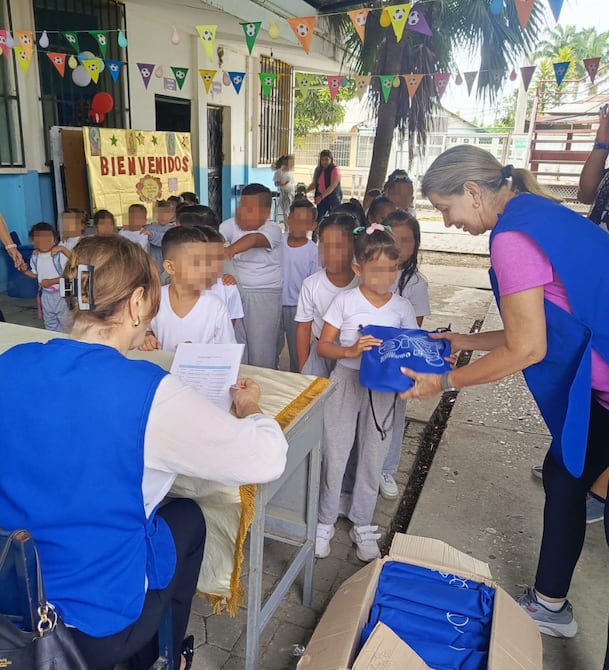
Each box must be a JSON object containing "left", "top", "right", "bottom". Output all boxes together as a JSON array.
[{"left": 360, "top": 562, "right": 495, "bottom": 670}]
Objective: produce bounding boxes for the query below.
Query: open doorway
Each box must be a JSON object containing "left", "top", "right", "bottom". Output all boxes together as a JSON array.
[
  {"left": 207, "top": 106, "right": 223, "bottom": 221},
  {"left": 155, "top": 95, "right": 191, "bottom": 133}
]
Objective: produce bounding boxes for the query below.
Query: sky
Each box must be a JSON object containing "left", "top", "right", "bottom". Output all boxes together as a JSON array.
[{"left": 443, "top": 0, "right": 609, "bottom": 123}]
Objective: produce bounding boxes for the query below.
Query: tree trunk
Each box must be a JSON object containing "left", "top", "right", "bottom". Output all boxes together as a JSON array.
[{"left": 366, "top": 99, "right": 398, "bottom": 191}]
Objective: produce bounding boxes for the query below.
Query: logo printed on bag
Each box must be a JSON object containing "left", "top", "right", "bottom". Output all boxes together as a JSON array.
[
  {"left": 379, "top": 334, "right": 446, "bottom": 366},
  {"left": 0, "top": 660, "right": 13, "bottom": 667}
]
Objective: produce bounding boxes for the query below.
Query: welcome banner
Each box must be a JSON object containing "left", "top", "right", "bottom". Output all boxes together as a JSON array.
[{"left": 83, "top": 127, "right": 194, "bottom": 227}]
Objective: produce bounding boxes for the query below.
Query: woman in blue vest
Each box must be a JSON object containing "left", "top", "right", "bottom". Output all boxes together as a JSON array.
[
  {"left": 307, "top": 149, "right": 342, "bottom": 221},
  {"left": 0, "top": 236, "right": 289, "bottom": 670},
  {"left": 397, "top": 145, "right": 609, "bottom": 665}
]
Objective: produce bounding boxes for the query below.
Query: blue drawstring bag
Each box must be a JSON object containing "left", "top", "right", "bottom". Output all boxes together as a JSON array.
[{"left": 359, "top": 325, "right": 452, "bottom": 393}]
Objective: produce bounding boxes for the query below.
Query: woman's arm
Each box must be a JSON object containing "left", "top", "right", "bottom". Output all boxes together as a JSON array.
[
  {"left": 401, "top": 287, "right": 546, "bottom": 399},
  {"left": 578, "top": 111, "right": 609, "bottom": 204},
  {"left": 0, "top": 213, "right": 25, "bottom": 269}
]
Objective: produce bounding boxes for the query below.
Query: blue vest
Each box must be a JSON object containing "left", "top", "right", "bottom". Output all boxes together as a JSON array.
[
  {"left": 0, "top": 339, "right": 174, "bottom": 637},
  {"left": 489, "top": 193, "right": 609, "bottom": 477}
]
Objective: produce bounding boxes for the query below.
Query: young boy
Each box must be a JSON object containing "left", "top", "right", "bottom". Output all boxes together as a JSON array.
[
  {"left": 21, "top": 222, "right": 69, "bottom": 332},
  {"left": 277, "top": 199, "right": 319, "bottom": 372},
  {"left": 140, "top": 225, "right": 235, "bottom": 352},
  {"left": 58, "top": 208, "right": 86, "bottom": 253},
  {"left": 93, "top": 209, "right": 117, "bottom": 237},
  {"left": 145, "top": 200, "right": 176, "bottom": 273},
  {"left": 219, "top": 183, "right": 282, "bottom": 369},
  {"left": 119, "top": 204, "right": 150, "bottom": 251}
]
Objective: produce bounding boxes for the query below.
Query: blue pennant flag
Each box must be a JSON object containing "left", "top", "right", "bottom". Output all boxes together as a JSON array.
[
  {"left": 553, "top": 61, "right": 570, "bottom": 87},
  {"left": 228, "top": 71, "right": 245, "bottom": 94},
  {"left": 105, "top": 59, "right": 123, "bottom": 83},
  {"left": 548, "top": 0, "right": 564, "bottom": 21}
]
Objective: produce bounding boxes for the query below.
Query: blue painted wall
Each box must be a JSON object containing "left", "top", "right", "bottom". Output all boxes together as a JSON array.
[{"left": 0, "top": 172, "right": 54, "bottom": 292}]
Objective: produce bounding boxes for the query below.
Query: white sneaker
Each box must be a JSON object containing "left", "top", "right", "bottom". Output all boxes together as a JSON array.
[
  {"left": 379, "top": 473, "right": 399, "bottom": 499},
  {"left": 349, "top": 525, "right": 381, "bottom": 562},
  {"left": 338, "top": 493, "right": 352, "bottom": 518},
  {"left": 315, "top": 523, "right": 335, "bottom": 558}
]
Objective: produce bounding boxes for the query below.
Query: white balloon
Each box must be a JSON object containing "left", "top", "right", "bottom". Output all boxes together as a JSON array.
[{"left": 72, "top": 65, "right": 92, "bottom": 87}]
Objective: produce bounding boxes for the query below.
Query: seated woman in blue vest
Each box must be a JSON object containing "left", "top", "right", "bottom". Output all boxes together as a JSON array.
[
  {"left": 397, "top": 146, "right": 609, "bottom": 662},
  {"left": 0, "top": 235, "right": 289, "bottom": 670}
]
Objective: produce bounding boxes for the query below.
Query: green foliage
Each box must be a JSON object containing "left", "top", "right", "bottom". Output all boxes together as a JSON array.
[{"left": 294, "top": 77, "right": 356, "bottom": 141}]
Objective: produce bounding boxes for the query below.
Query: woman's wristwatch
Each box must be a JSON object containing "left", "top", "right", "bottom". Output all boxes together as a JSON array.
[
  {"left": 594, "top": 141, "right": 609, "bottom": 151},
  {"left": 440, "top": 372, "right": 458, "bottom": 393}
]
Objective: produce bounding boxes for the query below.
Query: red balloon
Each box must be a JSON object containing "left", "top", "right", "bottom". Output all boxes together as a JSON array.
[{"left": 91, "top": 92, "right": 114, "bottom": 114}]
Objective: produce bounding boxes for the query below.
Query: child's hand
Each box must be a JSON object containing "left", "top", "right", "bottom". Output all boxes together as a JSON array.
[
  {"left": 224, "top": 246, "right": 235, "bottom": 261},
  {"left": 139, "top": 331, "right": 160, "bottom": 351},
  {"left": 445, "top": 352, "right": 459, "bottom": 368},
  {"left": 39, "top": 278, "right": 57, "bottom": 289},
  {"left": 345, "top": 335, "right": 382, "bottom": 358},
  {"left": 52, "top": 245, "right": 69, "bottom": 257},
  {"left": 222, "top": 273, "right": 237, "bottom": 286},
  {"left": 140, "top": 229, "right": 151, "bottom": 237}
]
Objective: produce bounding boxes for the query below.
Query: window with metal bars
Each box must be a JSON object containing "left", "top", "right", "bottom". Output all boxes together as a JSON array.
[
  {"left": 33, "top": 0, "right": 130, "bottom": 162},
  {"left": 0, "top": 0, "right": 25, "bottom": 167},
  {"left": 258, "top": 55, "right": 292, "bottom": 166}
]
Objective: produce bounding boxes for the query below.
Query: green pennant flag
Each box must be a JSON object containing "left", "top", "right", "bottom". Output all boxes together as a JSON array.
[
  {"left": 296, "top": 72, "right": 314, "bottom": 95},
  {"left": 89, "top": 31, "right": 108, "bottom": 58},
  {"left": 240, "top": 22, "right": 261, "bottom": 55},
  {"left": 259, "top": 72, "right": 277, "bottom": 97},
  {"left": 171, "top": 67, "right": 189, "bottom": 90},
  {"left": 62, "top": 31, "right": 80, "bottom": 52},
  {"left": 379, "top": 75, "right": 394, "bottom": 103}
]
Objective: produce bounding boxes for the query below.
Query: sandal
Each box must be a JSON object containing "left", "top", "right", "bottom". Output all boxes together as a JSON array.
[{"left": 180, "top": 635, "right": 194, "bottom": 670}]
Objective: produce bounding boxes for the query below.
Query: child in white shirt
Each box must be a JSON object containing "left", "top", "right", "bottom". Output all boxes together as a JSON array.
[
  {"left": 21, "top": 222, "right": 70, "bottom": 332},
  {"left": 295, "top": 213, "right": 359, "bottom": 376},
  {"left": 119, "top": 204, "right": 150, "bottom": 252},
  {"left": 145, "top": 200, "right": 176, "bottom": 273},
  {"left": 57, "top": 208, "right": 86, "bottom": 253},
  {"left": 220, "top": 183, "right": 282, "bottom": 369},
  {"left": 277, "top": 199, "right": 319, "bottom": 371},
  {"left": 93, "top": 209, "right": 117, "bottom": 237},
  {"left": 315, "top": 224, "right": 417, "bottom": 563},
  {"left": 273, "top": 154, "right": 295, "bottom": 224},
  {"left": 140, "top": 226, "right": 235, "bottom": 352}
]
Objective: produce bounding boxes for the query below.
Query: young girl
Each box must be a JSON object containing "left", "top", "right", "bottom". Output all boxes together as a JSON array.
[
  {"left": 294, "top": 213, "right": 359, "bottom": 376},
  {"left": 366, "top": 196, "right": 397, "bottom": 225},
  {"left": 120, "top": 204, "right": 150, "bottom": 252},
  {"left": 273, "top": 155, "right": 295, "bottom": 224},
  {"left": 316, "top": 225, "right": 417, "bottom": 562},
  {"left": 379, "top": 210, "right": 431, "bottom": 499}
]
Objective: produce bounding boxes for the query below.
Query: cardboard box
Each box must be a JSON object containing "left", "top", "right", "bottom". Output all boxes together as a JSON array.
[{"left": 297, "top": 534, "right": 542, "bottom": 670}]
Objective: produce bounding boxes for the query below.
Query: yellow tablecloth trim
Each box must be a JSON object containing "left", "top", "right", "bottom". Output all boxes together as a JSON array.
[{"left": 203, "top": 375, "right": 333, "bottom": 616}]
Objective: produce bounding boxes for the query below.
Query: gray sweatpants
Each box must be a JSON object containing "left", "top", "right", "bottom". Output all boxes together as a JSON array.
[
  {"left": 277, "top": 305, "right": 299, "bottom": 372},
  {"left": 41, "top": 290, "right": 70, "bottom": 332},
  {"left": 382, "top": 397, "right": 407, "bottom": 475},
  {"left": 301, "top": 338, "right": 335, "bottom": 378},
  {"left": 234, "top": 287, "right": 282, "bottom": 369},
  {"left": 318, "top": 365, "right": 396, "bottom": 526}
]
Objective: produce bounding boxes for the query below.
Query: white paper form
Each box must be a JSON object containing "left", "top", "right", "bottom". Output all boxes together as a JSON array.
[{"left": 170, "top": 343, "right": 245, "bottom": 412}]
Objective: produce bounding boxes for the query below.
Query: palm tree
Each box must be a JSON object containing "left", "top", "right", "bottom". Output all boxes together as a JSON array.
[
  {"left": 535, "top": 25, "right": 609, "bottom": 78},
  {"left": 321, "top": 1, "right": 545, "bottom": 190}
]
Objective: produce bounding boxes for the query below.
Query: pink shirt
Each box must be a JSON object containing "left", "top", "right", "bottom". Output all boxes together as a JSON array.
[
  {"left": 491, "top": 231, "right": 609, "bottom": 409},
  {"left": 316, "top": 167, "right": 340, "bottom": 194}
]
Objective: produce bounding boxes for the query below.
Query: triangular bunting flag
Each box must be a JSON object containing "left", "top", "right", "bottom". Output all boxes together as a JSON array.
[
  {"left": 519, "top": 65, "right": 536, "bottom": 92},
  {"left": 355, "top": 75, "right": 371, "bottom": 100},
  {"left": 105, "top": 59, "right": 122, "bottom": 83},
  {"left": 228, "top": 71, "right": 245, "bottom": 94},
  {"left": 347, "top": 9, "right": 369, "bottom": 43},
  {"left": 0, "top": 30, "right": 8, "bottom": 58},
  {"left": 548, "top": 0, "right": 563, "bottom": 21},
  {"left": 287, "top": 17, "right": 315, "bottom": 55},
  {"left": 389, "top": 4, "right": 412, "bottom": 43},
  {"left": 259, "top": 72, "right": 277, "bottom": 97},
  {"left": 14, "top": 47, "right": 32, "bottom": 74},
  {"left": 46, "top": 52, "right": 66, "bottom": 77},
  {"left": 553, "top": 61, "right": 570, "bottom": 87},
  {"left": 514, "top": 0, "right": 535, "bottom": 29},
  {"left": 137, "top": 63, "right": 155, "bottom": 89},
  {"left": 199, "top": 69, "right": 217, "bottom": 93},
  {"left": 296, "top": 72, "right": 314, "bottom": 94},
  {"left": 240, "top": 22, "right": 261, "bottom": 55},
  {"left": 15, "top": 31, "right": 33, "bottom": 50},
  {"left": 62, "top": 31, "right": 79, "bottom": 52},
  {"left": 327, "top": 75, "right": 343, "bottom": 102},
  {"left": 171, "top": 67, "right": 189, "bottom": 90},
  {"left": 583, "top": 57, "right": 601, "bottom": 84},
  {"left": 403, "top": 73, "right": 424, "bottom": 99},
  {"left": 89, "top": 31, "right": 108, "bottom": 58},
  {"left": 379, "top": 75, "right": 395, "bottom": 103},
  {"left": 405, "top": 5, "right": 432, "bottom": 36},
  {"left": 81, "top": 58, "right": 103, "bottom": 84},
  {"left": 196, "top": 25, "right": 217, "bottom": 62},
  {"left": 489, "top": 69, "right": 504, "bottom": 85},
  {"left": 434, "top": 72, "right": 450, "bottom": 99},
  {"left": 463, "top": 71, "right": 477, "bottom": 95}
]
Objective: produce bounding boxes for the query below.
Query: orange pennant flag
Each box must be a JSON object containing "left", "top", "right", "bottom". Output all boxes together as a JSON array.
[
  {"left": 199, "top": 69, "right": 217, "bottom": 93},
  {"left": 15, "top": 31, "right": 34, "bottom": 50},
  {"left": 47, "top": 52, "right": 66, "bottom": 77},
  {"left": 514, "top": 0, "right": 535, "bottom": 29},
  {"left": 287, "top": 17, "right": 316, "bottom": 55},
  {"left": 347, "top": 9, "right": 369, "bottom": 43},
  {"left": 403, "top": 73, "right": 424, "bottom": 99}
]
